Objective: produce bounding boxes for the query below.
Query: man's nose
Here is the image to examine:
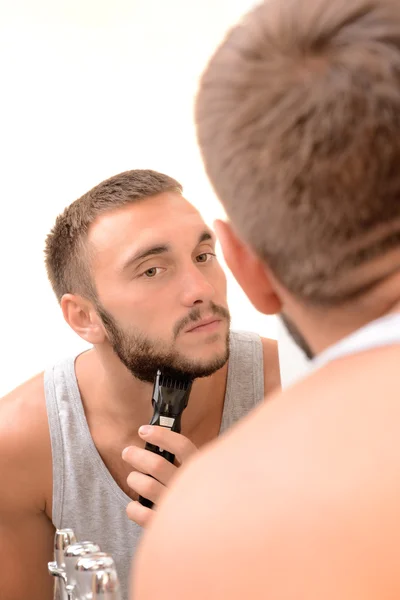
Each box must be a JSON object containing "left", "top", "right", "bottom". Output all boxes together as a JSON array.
[{"left": 180, "top": 264, "right": 216, "bottom": 307}]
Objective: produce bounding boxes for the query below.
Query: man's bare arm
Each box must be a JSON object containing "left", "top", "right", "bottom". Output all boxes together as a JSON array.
[{"left": 0, "top": 375, "right": 55, "bottom": 600}]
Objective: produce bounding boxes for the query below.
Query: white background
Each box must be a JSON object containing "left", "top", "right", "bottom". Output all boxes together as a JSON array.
[{"left": 0, "top": 0, "right": 309, "bottom": 396}]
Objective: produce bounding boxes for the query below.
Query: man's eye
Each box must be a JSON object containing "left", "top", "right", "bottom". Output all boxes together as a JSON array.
[
  {"left": 143, "top": 267, "right": 159, "bottom": 278},
  {"left": 196, "top": 252, "right": 214, "bottom": 263}
]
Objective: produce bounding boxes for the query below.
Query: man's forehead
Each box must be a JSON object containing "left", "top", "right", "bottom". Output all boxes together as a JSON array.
[{"left": 88, "top": 194, "right": 211, "bottom": 255}]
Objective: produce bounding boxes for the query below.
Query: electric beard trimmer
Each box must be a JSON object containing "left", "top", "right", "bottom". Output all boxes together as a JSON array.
[{"left": 139, "top": 369, "right": 193, "bottom": 509}]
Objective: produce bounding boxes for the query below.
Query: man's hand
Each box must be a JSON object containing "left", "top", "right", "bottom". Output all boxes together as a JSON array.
[{"left": 122, "top": 425, "right": 197, "bottom": 527}]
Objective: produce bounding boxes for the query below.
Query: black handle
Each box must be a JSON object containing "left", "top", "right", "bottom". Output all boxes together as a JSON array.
[{"left": 137, "top": 370, "right": 191, "bottom": 511}]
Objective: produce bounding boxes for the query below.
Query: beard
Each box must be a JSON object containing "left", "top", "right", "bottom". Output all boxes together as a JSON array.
[
  {"left": 96, "top": 301, "right": 231, "bottom": 383},
  {"left": 280, "top": 312, "right": 315, "bottom": 360}
]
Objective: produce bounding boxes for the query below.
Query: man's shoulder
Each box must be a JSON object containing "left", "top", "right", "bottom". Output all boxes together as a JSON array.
[
  {"left": 0, "top": 372, "right": 52, "bottom": 513},
  {"left": 259, "top": 336, "right": 280, "bottom": 394},
  {"left": 0, "top": 372, "right": 45, "bottom": 426},
  {"left": 207, "top": 345, "right": 400, "bottom": 562},
  {"left": 230, "top": 330, "right": 280, "bottom": 395},
  {"left": 134, "top": 347, "right": 400, "bottom": 599}
]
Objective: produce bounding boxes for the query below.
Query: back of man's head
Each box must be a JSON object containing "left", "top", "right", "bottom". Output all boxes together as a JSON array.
[{"left": 196, "top": 0, "right": 400, "bottom": 307}]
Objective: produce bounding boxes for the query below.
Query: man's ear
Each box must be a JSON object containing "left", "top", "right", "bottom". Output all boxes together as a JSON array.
[
  {"left": 214, "top": 219, "right": 281, "bottom": 315},
  {"left": 61, "top": 293, "right": 107, "bottom": 344}
]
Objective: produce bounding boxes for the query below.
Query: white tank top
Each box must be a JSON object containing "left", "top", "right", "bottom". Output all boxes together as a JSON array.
[{"left": 312, "top": 312, "right": 400, "bottom": 370}]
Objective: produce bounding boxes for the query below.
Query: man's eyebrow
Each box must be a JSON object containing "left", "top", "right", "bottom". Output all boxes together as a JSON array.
[
  {"left": 198, "top": 230, "right": 214, "bottom": 244},
  {"left": 121, "top": 244, "right": 170, "bottom": 272},
  {"left": 120, "top": 230, "right": 214, "bottom": 273}
]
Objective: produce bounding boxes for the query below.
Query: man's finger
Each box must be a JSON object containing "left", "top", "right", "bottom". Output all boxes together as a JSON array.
[
  {"left": 126, "top": 500, "right": 154, "bottom": 528},
  {"left": 127, "top": 471, "right": 165, "bottom": 504},
  {"left": 122, "top": 446, "right": 176, "bottom": 485},
  {"left": 138, "top": 425, "right": 198, "bottom": 464}
]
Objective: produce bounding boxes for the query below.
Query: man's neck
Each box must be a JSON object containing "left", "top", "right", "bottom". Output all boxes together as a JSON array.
[
  {"left": 294, "top": 285, "right": 400, "bottom": 358},
  {"left": 74, "top": 348, "right": 228, "bottom": 446}
]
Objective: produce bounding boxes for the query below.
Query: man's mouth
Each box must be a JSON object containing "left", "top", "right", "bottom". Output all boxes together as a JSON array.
[{"left": 184, "top": 317, "right": 222, "bottom": 334}]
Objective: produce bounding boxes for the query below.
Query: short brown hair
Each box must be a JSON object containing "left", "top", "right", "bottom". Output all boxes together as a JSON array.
[
  {"left": 196, "top": 0, "right": 400, "bottom": 305},
  {"left": 44, "top": 169, "right": 182, "bottom": 302}
]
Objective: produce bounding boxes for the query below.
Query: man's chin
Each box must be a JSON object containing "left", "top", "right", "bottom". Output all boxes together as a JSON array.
[
  {"left": 177, "top": 349, "right": 229, "bottom": 379},
  {"left": 178, "top": 335, "right": 229, "bottom": 359}
]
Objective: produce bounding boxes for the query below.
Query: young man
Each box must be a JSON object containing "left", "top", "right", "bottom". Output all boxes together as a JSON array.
[
  {"left": 0, "top": 169, "right": 279, "bottom": 600},
  {"left": 132, "top": 1, "right": 400, "bottom": 599}
]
